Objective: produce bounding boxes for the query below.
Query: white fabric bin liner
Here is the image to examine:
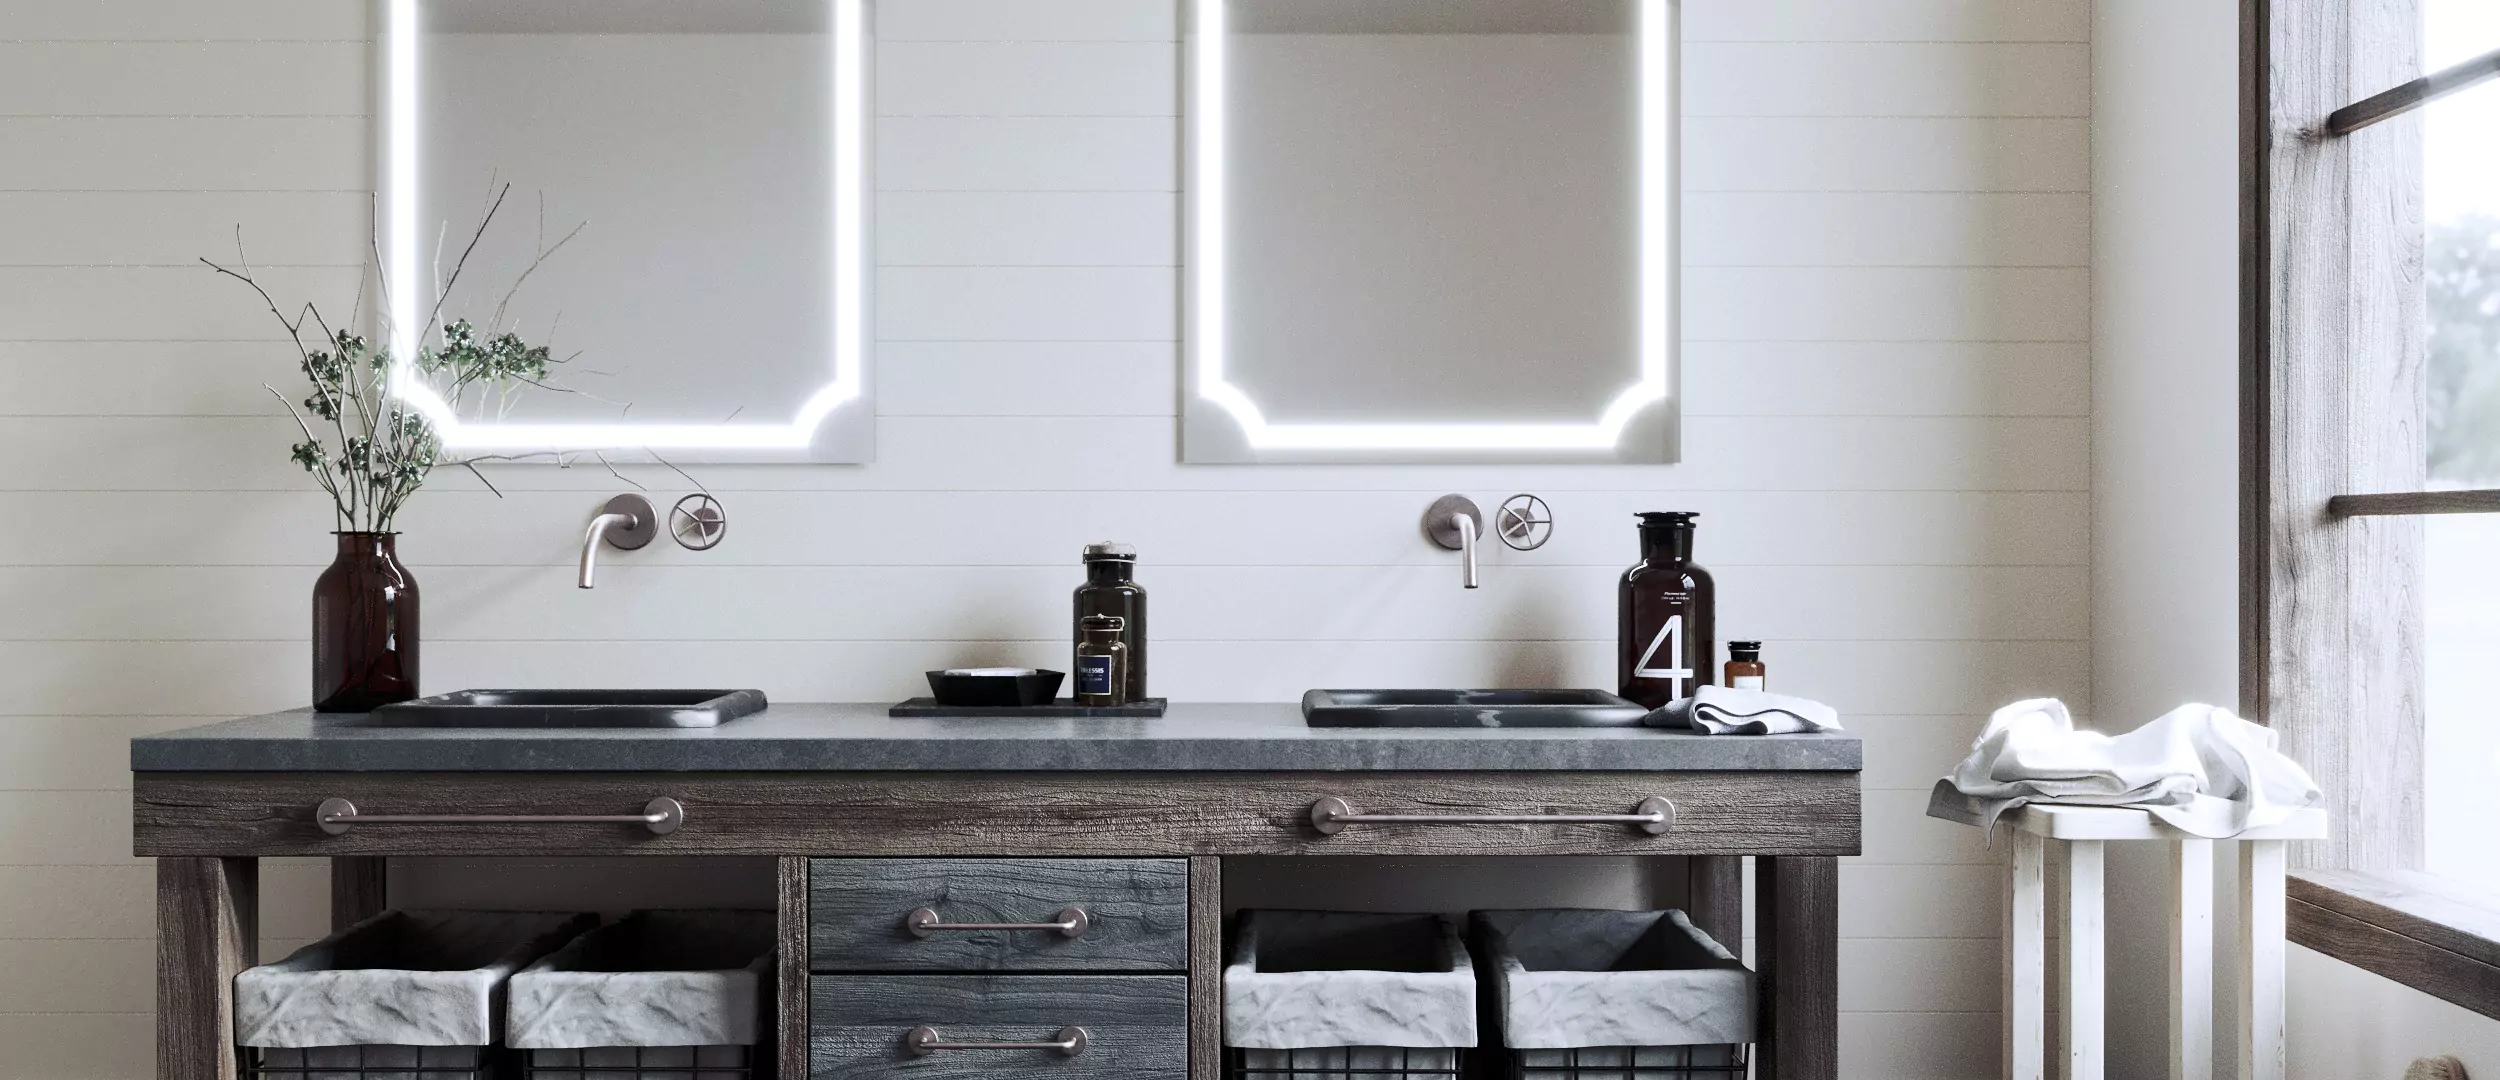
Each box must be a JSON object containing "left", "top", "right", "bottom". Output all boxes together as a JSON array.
[
  {"left": 1223, "top": 910, "right": 1478, "bottom": 1051},
  {"left": 506, "top": 909, "right": 776, "bottom": 1050},
  {"left": 1474, "top": 908, "right": 1753, "bottom": 1050},
  {"left": 235, "top": 910, "right": 596, "bottom": 1048}
]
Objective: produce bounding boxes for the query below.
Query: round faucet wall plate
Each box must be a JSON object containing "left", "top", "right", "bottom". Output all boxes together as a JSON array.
[
  {"left": 1422, "top": 494, "right": 1485, "bottom": 550},
  {"left": 600, "top": 494, "right": 659, "bottom": 550}
]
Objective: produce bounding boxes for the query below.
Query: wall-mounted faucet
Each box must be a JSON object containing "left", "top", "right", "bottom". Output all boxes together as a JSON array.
[
  {"left": 579, "top": 494, "right": 657, "bottom": 589},
  {"left": 1422, "top": 494, "right": 1485, "bottom": 589}
]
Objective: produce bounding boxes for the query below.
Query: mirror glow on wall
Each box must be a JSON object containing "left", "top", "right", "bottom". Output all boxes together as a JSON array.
[
  {"left": 381, "top": 0, "right": 869, "bottom": 461},
  {"left": 1185, "top": 0, "right": 1676, "bottom": 463}
]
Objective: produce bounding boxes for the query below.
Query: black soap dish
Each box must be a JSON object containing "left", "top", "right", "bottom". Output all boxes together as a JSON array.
[{"left": 922, "top": 668, "right": 1065, "bottom": 707}]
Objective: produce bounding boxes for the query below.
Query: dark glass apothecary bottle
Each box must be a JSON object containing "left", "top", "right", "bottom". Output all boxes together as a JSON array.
[
  {"left": 312, "top": 531, "right": 420, "bottom": 712},
  {"left": 1073, "top": 542, "right": 1147, "bottom": 701},
  {"left": 1618, "top": 512, "right": 1715, "bottom": 710}
]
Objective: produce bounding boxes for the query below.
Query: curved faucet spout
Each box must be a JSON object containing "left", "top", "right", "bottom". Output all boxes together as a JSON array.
[
  {"left": 1453, "top": 513, "right": 1478, "bottom": 589},
  {"left": 579, "top": 511, "right": 636, "bottom": 589}
]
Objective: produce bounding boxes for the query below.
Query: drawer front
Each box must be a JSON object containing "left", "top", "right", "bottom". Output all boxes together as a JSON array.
[
  {"left": 811, "top": 975, "right": 1185, "bottom": 1080},
  {"left": 811, "top": 858, "right": 1187, "bottom": 972}
]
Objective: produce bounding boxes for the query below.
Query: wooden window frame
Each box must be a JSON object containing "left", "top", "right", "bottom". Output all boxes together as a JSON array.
[{"left": 2244, "top": 0, "right": 2500, "bottom": 1020}]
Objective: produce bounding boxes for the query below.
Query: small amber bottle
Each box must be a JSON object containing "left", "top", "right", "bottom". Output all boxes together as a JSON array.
[
  {"left": 1074, "top": 615, "right": 1129, "bottom": 707},
  {"left": 1724, "top": 641, "right": 1767, "bottom": 691}
]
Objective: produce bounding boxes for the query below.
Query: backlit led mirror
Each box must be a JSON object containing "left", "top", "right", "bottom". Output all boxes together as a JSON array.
[
  {"left": 1185, "top": 0, "right": 1678, "bottom": 463},
  {"left": 379, "top": 0, "right": 870, "bottom": 462}
]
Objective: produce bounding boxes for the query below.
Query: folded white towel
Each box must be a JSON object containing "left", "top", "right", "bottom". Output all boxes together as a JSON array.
[
  {"left": 1926, "top": 698, "right": 2323, "bottom": 838},
  {"left": 1643, "top": 686, "right": 1843, "bottom": 735}
]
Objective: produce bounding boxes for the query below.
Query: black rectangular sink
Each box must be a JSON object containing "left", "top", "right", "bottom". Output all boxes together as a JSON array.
[
  {"left": 1302, "top": 689, "right": 1649, "bottom": 728},
  {"left": 359, "top": 689, "right": 768, "bottom": 729}
]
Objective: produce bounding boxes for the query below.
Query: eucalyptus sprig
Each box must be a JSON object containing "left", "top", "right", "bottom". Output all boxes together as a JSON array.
[{"left": 206, "top": 184, "right": 582, "bottom": 532}]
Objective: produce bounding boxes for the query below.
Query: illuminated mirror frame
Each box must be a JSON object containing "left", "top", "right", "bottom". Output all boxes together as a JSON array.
[
  {"left": 1182, "top": 0, "right": 1678, "bottom": 464},
  {"left": 377, "top": 0, "right": 872, "bottom": 463}
]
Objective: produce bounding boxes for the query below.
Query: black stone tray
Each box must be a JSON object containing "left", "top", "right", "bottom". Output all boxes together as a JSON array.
[{"left": 889, "top": 697, "right": 1168, "bottom": 718}]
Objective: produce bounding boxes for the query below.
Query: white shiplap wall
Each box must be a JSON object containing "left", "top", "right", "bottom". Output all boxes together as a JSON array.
[{"left": 0, "top": 1, "right": 2089, "bottom": 1076}]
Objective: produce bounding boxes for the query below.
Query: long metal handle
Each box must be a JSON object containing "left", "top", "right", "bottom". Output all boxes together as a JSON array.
[
  {"left": 904, "top": 1026, "right": 1089, "bottom": 1058},
  {"left": 314, "top": 797, "right": 685, "bottom": 836},
  {"left": 1308, "top": 795, "right": 1673, "bottom": 836},
  {"left": 906, "top": 906, "right": 1089, "bottom": 939}
]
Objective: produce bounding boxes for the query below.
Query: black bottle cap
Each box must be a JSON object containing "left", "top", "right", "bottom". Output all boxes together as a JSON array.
[
  {"left": 1728, "top": 640, "right": 1763, "bottom": 653},
  {"left": 1636, "top": 512, "right": 1699, "bottom": 526}
]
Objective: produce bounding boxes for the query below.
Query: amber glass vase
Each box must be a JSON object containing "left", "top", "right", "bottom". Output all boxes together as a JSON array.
[{"left": 312, "top": 532, "right": 420, "bottom": 711}]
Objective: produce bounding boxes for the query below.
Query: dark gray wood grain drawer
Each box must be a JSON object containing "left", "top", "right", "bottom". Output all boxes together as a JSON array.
[
  {"left": 810, "top": 858, "right": 1187, "bottom": 972},
  {"left": 811, "top": 974, "right": 1186, "bottom": 1080}
]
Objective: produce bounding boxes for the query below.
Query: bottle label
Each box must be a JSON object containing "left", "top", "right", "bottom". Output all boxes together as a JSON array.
[
  {"left": 1077, "top": 655, "right": 1113, "bottom": 695},
  {"left": 1731, "top": 675, "right": 1765, "bottom": 691},
  {"left": 1632, "top": 614, "right": 1694, "bottom": 700}
]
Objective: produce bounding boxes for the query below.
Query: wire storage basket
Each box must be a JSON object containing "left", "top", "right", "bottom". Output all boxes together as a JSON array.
[
  {"left": 505, "top": 910, "right": 777, "bottom": 1080},
  {"left": 1473, "top": 910, "right": 1754, "bottom": 1080},
  {"left": 1223, "top": 911, "right": 1481, "bottom": 1080},
  {"left": 236, "top": 910, "right": 597, "bottom": 1080}
]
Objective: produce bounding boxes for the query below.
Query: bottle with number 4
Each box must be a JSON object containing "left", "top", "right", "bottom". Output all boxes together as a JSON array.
[{"left": 1618, "top": 512, "right": 1716, "bottom": 710}]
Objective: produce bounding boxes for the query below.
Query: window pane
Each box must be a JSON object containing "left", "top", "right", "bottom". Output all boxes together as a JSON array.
[
  {"left": 2426, "top": 514, "right": 2500, "bottom": 892},
  {"left": 2425, "top": 0, "right": 2500, "bottom": 482}
]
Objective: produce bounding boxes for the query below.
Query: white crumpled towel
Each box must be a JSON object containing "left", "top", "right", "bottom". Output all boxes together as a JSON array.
[
  {"left": 1643, "top": 685, "right": 1843, "bottom": 735},
  {"left": 1927, "top": 698, "right": 2322, "bottom": 838}
]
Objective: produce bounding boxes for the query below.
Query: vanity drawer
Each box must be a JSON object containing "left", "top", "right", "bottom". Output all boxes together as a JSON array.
[
  {"left": 810, "top": 858, "right": 1188, "bottom": 972},
  {"left": 810, "top": 974, "right": 1186, "bottom": 1080}
]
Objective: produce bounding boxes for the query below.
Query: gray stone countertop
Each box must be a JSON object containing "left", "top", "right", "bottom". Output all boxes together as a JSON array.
[{"left": 131, "top": 702, "right": 1862, "bottom": 774}]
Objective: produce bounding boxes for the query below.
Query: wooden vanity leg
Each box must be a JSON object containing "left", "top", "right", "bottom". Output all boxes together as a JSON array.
[
  {"left": 1687, "top": 855, "right": 1744, "bottom": 950},
  {"left": 1189, "top": 855, "right": 1224, "bottom": 1080},
  {"left": 777, "top": 856, "right": 810, "bottom": 1080},
  {"left": 1755, "top": 855, "right": 1839, "bottom": 1080},
  {"left": 158, "top": 856, "right": 257, "bottom": 1080},
  {"left": 329, "top": 856, "right": 387, "bottom": 929}
]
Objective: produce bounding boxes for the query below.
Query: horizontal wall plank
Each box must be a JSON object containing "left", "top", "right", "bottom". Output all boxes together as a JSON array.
[
  {"left": 873, "top": 0, "right": 1176, "bottom": 42},
  {"left": 1842, "top": 865, "right": 2002, "bottom": 939},
  {"left": 0, "top": 43, "right": 364, "bottom": 117},
  {"left": 879, "top": 41, "right": 1174, "bottom": 117},
  {"left": 1837, "top": 1009, "right": 2003, "bottom": 1078},
  {"left": 879, "top": 265, "right": 1175, "bottom": 340},
  {"left": 0, "top": 563, "right": 2088, "bottom": 645},
  {"left": 0, "top": 860, "right": 324, "bottom": 940},
  {"left": 0, "top": 717, "right": 223, "bottom": 790},
  {"left": 0, "top": 638, "right": 2086, "bottom": 719},
  {"left": 0, "top": 0, "right": 370, "bottom": 41},
  {"left": 1684, "top": 341, "right": 2090, "bottom": 416},
  {"left": 1852, "top": 715, "right": 1989, "bottom": 787},
  {"left": 0, "top": 940, "right": 151, "bottom": 1012},
  {"left": 1687, "top": 267, "right": 2089, "bottom": 342},
  {"left": 1686, "top": 0, "right": 2088, "bottom": 42},
  {"left": 1841, "top": 937, "right": 2000, "bottom": 1012},
  {"left": 1686, "top": 117, "right": 2088, "bottom": 193},
  {"left": 0, "top": 416, "right": 2091, "bottom": 492},
  {"left": 0, "top": 192, "right": 370, "bottom": 266},
  {"left": 1686, "top": 43, "right": 2089, "bottom": 118},
  {"left": 0, "top": 266, "right": 358, "bottom": 342},
  {"left": 1686, "top": 193, "right": 2089, "bottom": 268},
  {"left": 0, "top": 791, "right": 138, "bottom": 866},
  {"left": 878, "top": 116, "right": 1173, "bottom": 191},
  {"left": 879, "top": 192, "right": 1174, "bottom": 266},
  {"left": 0, "top": 117, "right": 366, "bottom": 191},
  {"left": 0, "top": 488, "right": 2093, "bottom": 573},
  {"left": 0, "top": 1014, "right": 153, "bottom": 1078},
  {"left": 1859, "top": 790, "right": 1998, "bottom": 862}
]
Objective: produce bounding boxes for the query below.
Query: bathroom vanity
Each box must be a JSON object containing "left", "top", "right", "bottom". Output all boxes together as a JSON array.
[{"left": 133, "top": 704, "right": 1859, "bottom": 1080}]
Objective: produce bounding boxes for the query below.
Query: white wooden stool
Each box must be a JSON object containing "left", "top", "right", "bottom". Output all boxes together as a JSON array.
[{"left": 1945, "top": 804, "right": 2328, "bottom": 1080}]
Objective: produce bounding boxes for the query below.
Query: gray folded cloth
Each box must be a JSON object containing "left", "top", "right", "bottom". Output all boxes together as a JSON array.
[{"left": 1642, "top": 686, "right": 1842, "bottom": 735}]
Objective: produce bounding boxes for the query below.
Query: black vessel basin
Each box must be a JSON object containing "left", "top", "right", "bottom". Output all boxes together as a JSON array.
[
  {"left": 1302, "top": 689, "right": 1649, "bottom": 728},
  {"left": 359, "top": 689, "right": 767, "bottom": 729}
]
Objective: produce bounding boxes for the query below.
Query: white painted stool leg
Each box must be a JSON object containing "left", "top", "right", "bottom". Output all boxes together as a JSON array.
[
  {"left": 2171, "top": 838, "right": 2215, "bottom": 1080},
  {"left": 2239, "top": 839, "right": 2288, "bottom": 1080},
  {"left": 2007, "top": 830, "right": 2048, "bottom": 1080},
  {"left": 2065, "top": 839, "right": 2105, "bottom": 1080}
]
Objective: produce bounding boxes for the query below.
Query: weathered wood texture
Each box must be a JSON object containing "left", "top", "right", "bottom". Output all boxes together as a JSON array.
[
  {"left": 2290, "top": 894, "right": 2500, "bottom": 1022},
  {"left": 2328, "top": 488, "right": 2500, "bottom": 516},
  {"left": 1686, "top": 855, "right": 1743, "bottom": 956},
  {"left": 811, "top": 858, "right": 1187, "bottom": 972},
  {"left": 812, "top": 975, "right": 1187, "bottom": 1080},
  {"left": 2325, "top": 44, "right": 2500, "bottom": 133},
  {"left": 158, "top": 857, "right": 257, "bottom": 1080},
  {"left": 329, "top": 856, "right": 386, "bottom": 930},
  {"left": 133, "top": 772, "right": 1860, "bottom": 858},
  {"left": 2243, "top": 0, "right": 2427, "bottom": 876},
  {"left": 1188, "top": 857, "right": 1222, "bottom": 1080},
  {"left": 1754, "top": 856, "right": 1838, "bottom": 1080},
  {"left": 2290, "top": 870, "right": 2500, "bottom": 1019},
  {"left": 778, "top": 856, "right": 810, "bottom": 1080}
]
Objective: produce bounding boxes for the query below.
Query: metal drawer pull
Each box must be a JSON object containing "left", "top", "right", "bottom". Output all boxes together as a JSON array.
[
  {"left": 904, "top": 1026, "right": 1089, "bottom": 1058},
  {"left": 313, "top": 797, "right": 685, "bottom": 836},
  {"left": 1308, "top": 795, "right": 1674, "bottom": 836},
  {"left": 905, "top": 906, "right": 1090, "bottom": 939}
]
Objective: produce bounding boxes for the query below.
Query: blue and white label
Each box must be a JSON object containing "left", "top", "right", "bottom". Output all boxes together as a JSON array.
[{"left": 1077, "top": 655, "right": 1114, "bottom": 695}]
